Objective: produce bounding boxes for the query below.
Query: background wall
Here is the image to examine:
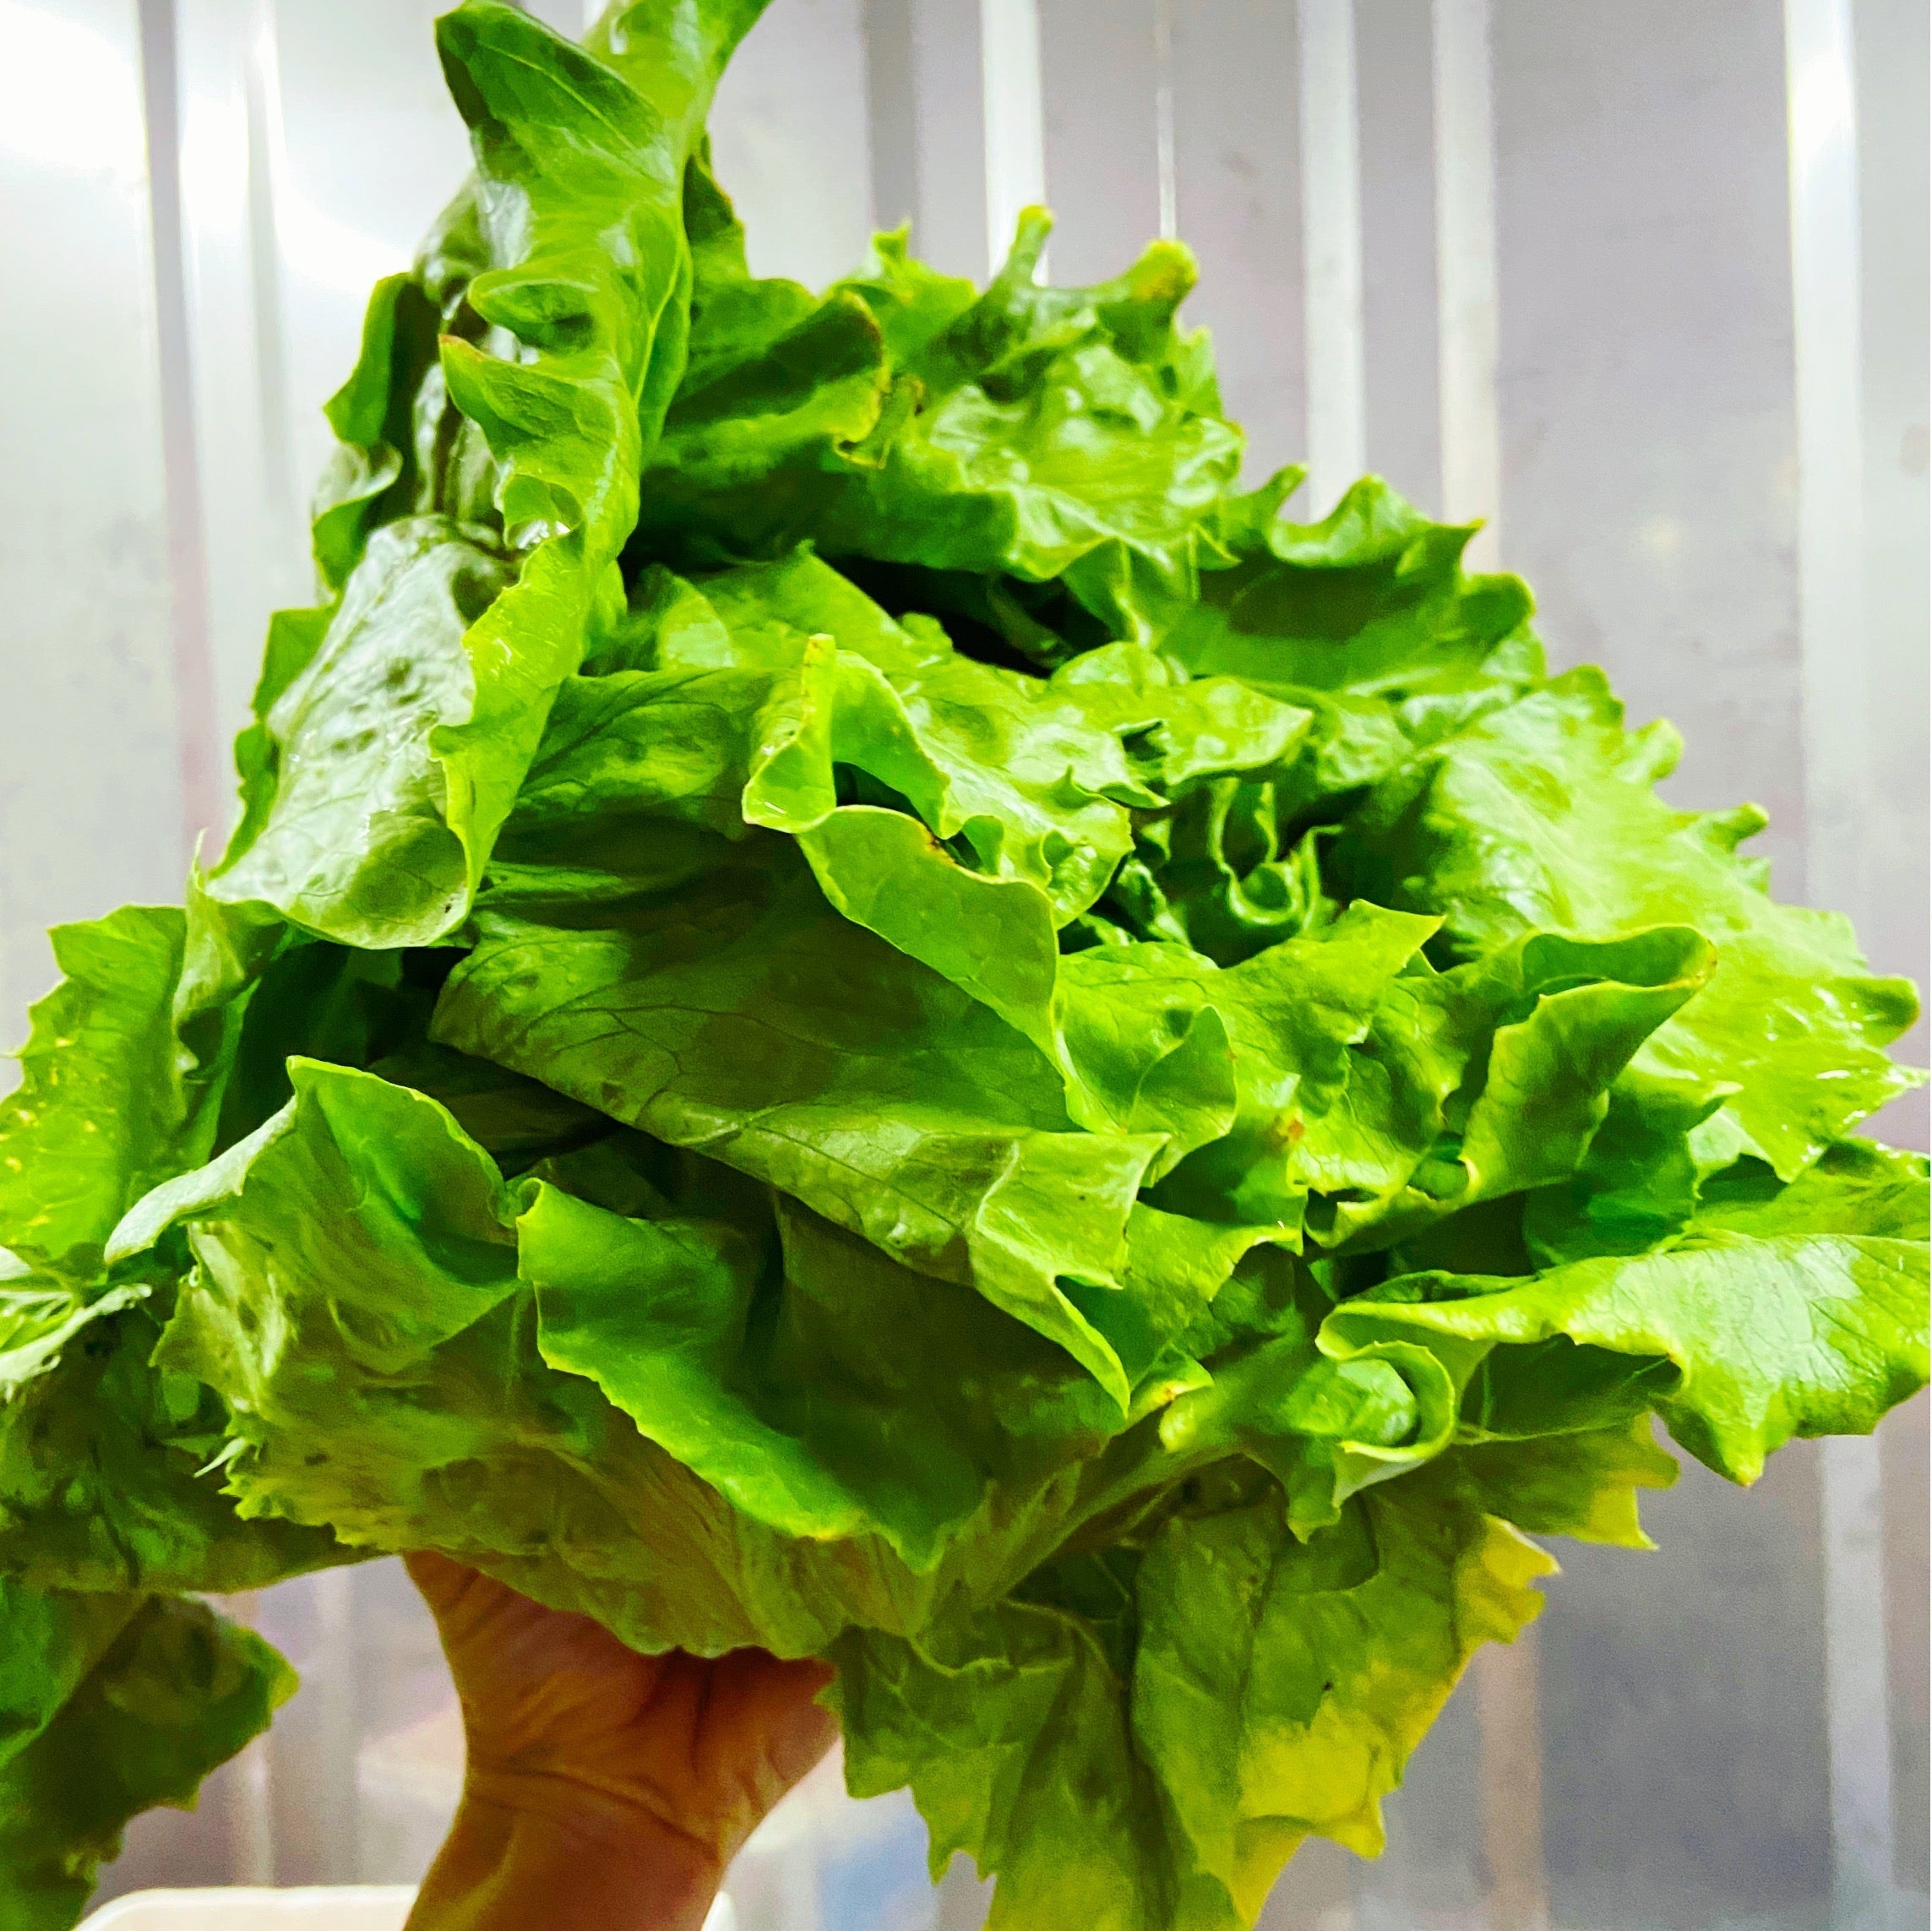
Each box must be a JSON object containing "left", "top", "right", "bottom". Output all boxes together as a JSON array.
[{"left": 0, "top": 2, "right": 1924, "bottom": 1927}]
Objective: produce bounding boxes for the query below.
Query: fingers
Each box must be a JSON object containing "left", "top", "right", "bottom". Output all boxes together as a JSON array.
[
  {"left": 698, "top": 1651, "right": 841, "bottom": 1809},
  {"left": 404, "top": 1551, "right": 536, "bottom": 1667},
  {"left": 401, "top": 1554, "right": 841, "bottom": 1841},
  {"left": 765, "top": 1682, "right": 841, "bottom": 1795},
  {"left": 404, "top": 1549, "right": 481, "bottom": 1617},
  {"left": 716, "top": 1650, "right": 837, "bottom": 1717}
]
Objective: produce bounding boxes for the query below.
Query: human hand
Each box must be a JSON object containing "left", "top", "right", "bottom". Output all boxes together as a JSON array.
[{"left": 403, "top": 1552, "right": 839, "bottom": 1931}]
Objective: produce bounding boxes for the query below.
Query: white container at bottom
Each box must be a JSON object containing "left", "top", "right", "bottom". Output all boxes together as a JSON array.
[
  {"left": 79, "top": 1889, "right": 740, "bottom": 1930},
  {"left": 78, "top": 1890, "right": 416, "bottom": 1930}
]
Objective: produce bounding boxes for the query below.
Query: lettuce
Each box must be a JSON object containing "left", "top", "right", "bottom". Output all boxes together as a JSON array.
[
  {"left": 0, "top": 1585, "right": 293, "bottom": 1931},
  {"left": 1, "top": 3, "right": 1924, "bottom": 1925}
]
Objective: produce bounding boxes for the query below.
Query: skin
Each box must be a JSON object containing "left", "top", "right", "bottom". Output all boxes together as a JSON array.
[{"left": 403, "top": 1553, "right": 840, "bottom": 1931}]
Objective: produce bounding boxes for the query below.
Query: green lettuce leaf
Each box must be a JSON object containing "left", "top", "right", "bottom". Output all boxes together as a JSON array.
[
  {"left": 0, "top": 1585, "right": 293, "bottom": 1931},
  {"left": 208, "top": 0, "right": 773, "bottom": 948},
  {"left": 522, "top": 548, "right": 1308, "bottom": 1070},
  {"left": 1139, "top": 912, "right": 1714, "bottom": 1251},
  {"left": 1324, "top": 1141, "right": 1930, "bottom": 1481},
  {"left": 1437, "top": 1415, "right": 1679, "bottom": 1549},
  {"left": 0, "top": 909, "right": 200, "bottom": 1275},
  {"left": 837, "top": 1465, "right": 1554, "bottom": 1931},
  {"left": 636, "top": 175, "right": 1246, "bottom": 645},
  {"left": 204, "top": 519, "right": 514, "bottom": 943},
  {"left": 0, "top": 1262, "right": 344, "bottom": 1595},
  {"left": 111, "top": 1061, "right": 1256, "bottom": 1659},
  {"left": 308, "top": 274, "right": 445, "bottom": 596},
  {"left": 525, "top": 1178, "right": 1137, "bottom": 1572},
  {"left": 1334, "top": 668, "right": 1923, "bottom": 1177},
  {"left": 108, "top": 1063, "right": 802, "bottom": 1655},
  {"left": 438, "top": 822, "right": 1164, "bottom": 1401}
]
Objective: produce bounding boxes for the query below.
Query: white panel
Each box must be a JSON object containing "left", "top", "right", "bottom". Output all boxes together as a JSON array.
[
  {"left": 1167, "top": 0, "right": 1305, "bottom": 486},
  {"left": 516, "top": 0, "right": 580, "bottom": 35},
  {"left": 863, "top": 0, "right": 918, "bottom": 231},
  {"left": 140, "top": 0, "right": 223, "bottom": 856},
  {"left": 174, "top": 0, "right": 301, "bottom": 810},
  {"left": 1036, "top": 0, "right": 1159, "bottom": 289},
  {"left": 977, "top": 0, "right": 1043, "bottom": 271},
  {"left": 905, "top": 0, "right": 987, "bottom": 281},
  {"left": 1785, "top": 6, "right": 1899, "bottom": 1912},
  {"left": 1853, "top": 3, "right": 1931, "bottom": 1875},
  {"left": 1430, "top": 0, "right": 1500, "bottom": 564},
  {"left": 710, "top": 0, "right": 876, "bottom": 287},
  {"left": 0, "top": 0, "right": 182, "bottom": 1021},
  {"left": 1297, "top": 0, "right": 1367, "bottom": 517},
  {"left": 1878, "top": 1400, "right": 1929, "bottom": 1894},
  {"left": 1488, "top": 0, "right": 1810, "bottom": 906},
  {"left": 269, "top": 2, "right": 468, "bottom": 504},
  {"left": 1356, "top": 0, "right": 1439, "bottom": 514},
  {"left": 1818, "top": 1434, "right": 1897, "bottom": 1918},
  {"left": 1849, "top": 0, "right": 1929, "bottom": 1154},
  {"left": 204, "top": 1593, "right": 273, "bottom": 1885},
  {"left": 1475, "top": 1634, "right": 1550, "bottom": 1931},
  {"left": 1786, "top": 0, "right": 1872, "bottom": 916},
  {"left": 1151, "top": 0, "right": 1176, "bottom": 241}
]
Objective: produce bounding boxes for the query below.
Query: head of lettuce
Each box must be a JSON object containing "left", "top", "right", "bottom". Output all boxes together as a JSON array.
[{"left": 0, "top": 4, "right": 1924, "bottom": 1928}]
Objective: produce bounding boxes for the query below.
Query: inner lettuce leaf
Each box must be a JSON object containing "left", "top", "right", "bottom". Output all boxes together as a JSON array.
[
  {"left": 0, "top": 2, "right": 1924, "bottom": 1927},
  {"left": 434, "top": 832, "right": 1167, "bottom": 1402},
  {"left": 636, "top": 163, "right": 1249, "bottom": 647},
  {"left": 1330, "top": 666, "right": 1921, "bottom": 1178}
]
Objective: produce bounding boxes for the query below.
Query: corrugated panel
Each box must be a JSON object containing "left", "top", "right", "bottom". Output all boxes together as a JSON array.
[{"left": 0, "top": 2, "right": 1923, "bottom": 1923}]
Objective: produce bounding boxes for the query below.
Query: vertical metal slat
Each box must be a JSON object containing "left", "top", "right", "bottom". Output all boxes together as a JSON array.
[
  {"left": 979, "top": 0, "right": 1044, "bottom": 272},
  {"left": 138, "top": 0, "right": 221, "bottom": 865},
  {"left": 1430, "top": 0, "right": 1500, "bottom": 569},
  {"left": 1474, "top": 1628, "right": 1549, "bottom": 1931},
  {"left": 209, "top": 1594, "right": 276, "bottom": 1885},
  {"left": 241, "top": 0, "right": 297, "bottom": 550},
  {"left": 864, "top": 0, "right": 921, "bottom": 232},
  {"left": 1297, "top": 0, "right": 1367, "bottom": 518},
  {"left": 1432, "top": 6, "right": 1550, "bottom": 1927},
  {"left": 1151, "top": 0, "right": 1177, "bottom": 242},
  {"left": 1784, "top": 11, "right": 1897, "bottom": 1919}
]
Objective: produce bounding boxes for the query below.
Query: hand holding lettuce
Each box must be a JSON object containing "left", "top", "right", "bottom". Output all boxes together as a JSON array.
[{"left": 0, "top": 4, "right": 1924, "bottom": 1927}]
